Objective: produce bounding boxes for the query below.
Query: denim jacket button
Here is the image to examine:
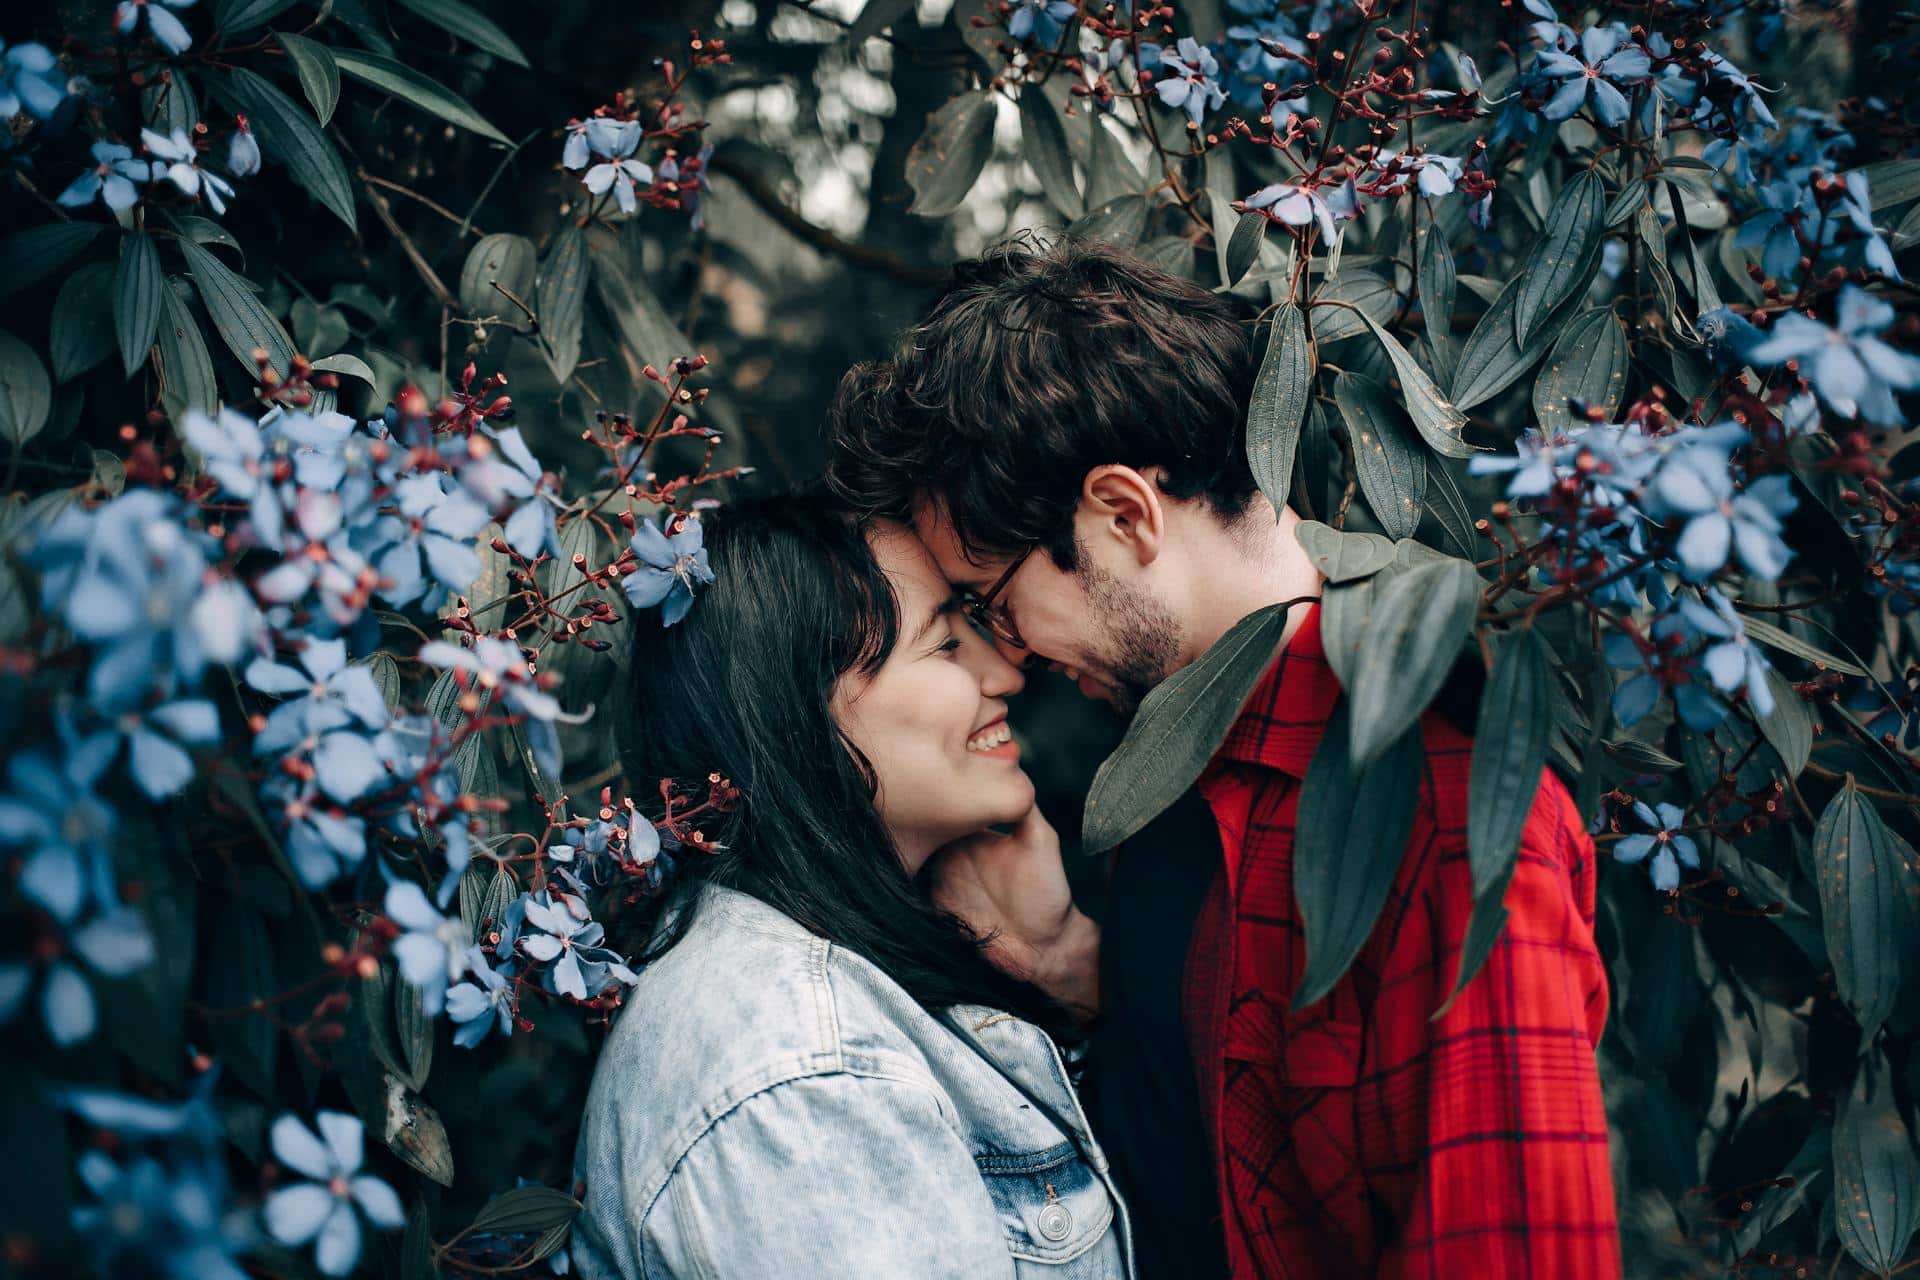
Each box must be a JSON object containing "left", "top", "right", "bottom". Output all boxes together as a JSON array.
[{"left": 1036, "top": 1202, "right": 1073, "bottom": 1242}]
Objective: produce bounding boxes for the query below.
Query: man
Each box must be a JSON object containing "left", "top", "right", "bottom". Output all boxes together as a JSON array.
[{"left": 826, "top": 239, "right": 1620, "bottom": 1278}]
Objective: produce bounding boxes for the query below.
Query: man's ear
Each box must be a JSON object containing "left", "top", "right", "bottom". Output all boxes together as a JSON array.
[{"left": 1079, "top": 465, "right": 1164, "bottom": 566}]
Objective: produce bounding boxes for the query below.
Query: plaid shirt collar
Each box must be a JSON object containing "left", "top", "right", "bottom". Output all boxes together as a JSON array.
[{"left": 1208, "top": 602, "right": 1341, "bottom": 780}]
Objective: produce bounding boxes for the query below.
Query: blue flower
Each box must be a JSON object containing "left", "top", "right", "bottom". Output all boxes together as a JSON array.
[
  {"left": 515, "top": 892, "right": 637, "bottom": 1000},
  {"left": 0, "top": 733, "right": 119, "bottom": 926},
  {"left": 1008, "top": 0, "right": 1077, "bottom": 45},
  {"left": 655, "top": 143, "right": 713, "bottom": 229},
  {"left": 1604, "top": 613, "right": 1728, "bottom": 732},
  {"left": 1698, "top": 305, "right": 1766, "bottom": 371},
  {"left": 72, "top": 1151, "right": 248, "bottom": 1280},
  {"left": 446, "top": 946, "right": 515, "bottom": 1048},
  {"left": 259, "top": 774, "right": 367, "bottom": 889},
  {"left": 264, "top": 1112, "right": 405, "bottom": 1277},
  {"left": 1643, "top": 435, "right": 1796, "bottom": 581},
  {"left": 1676, "top": 589, "right": 1775, "bottom": 716},
  {"left": 373, "top": 713, "right": 475, "bottom": 902},
  {"left": 115, "top": 0, "right": 197, "bottom": 53},
  {"left": 1747, "top": 285, "right": 1920, "bottom": 426},
  {"left": 227, "top": 117, "right": 260, "bottom": 177},
  {"left": 244, "top": 638, "right": 390, "bottom": 758},
  {"left": 1, "top": 41, "right": 70, "bottom": 119},
  {"left": 384, "top": 880, "right": 472, "bottom": 1016},
  {"left": 0, "top": 907, "right": 154, "bottom": 1046},
  {"left": 356, "top": 471, "right": 489, "bottom": 611},
  {"left": 418, "top": 634, "right": 568, "bottom": 777},
  {"left": 585, "top": 156, "right": 653, "bottom": 215},
  {"left": 461, "top": 427, "right": 562, "bottom": 561},
  {"left": 1244, "top": 182, "right": 1341, "bottom": 245},
  {"left": 1533, "top": 26, "right": 1651, "bottom": 126},
  {"left": 143, "top": 128, "right": 235, "bottom": 214},
  {"left": 1732, "top": 179, "right": 1806, "bottom": 281},
  {"left": 1613, "top": 800, "right": 1700, "bottom": 891},
  {"left": 624, "top": 513, "right": 714, "bottom": 626},
  {"left": 57, "top": 141, "right": 150, "bottom": 213},
  {"left": 115, "top": 697, "right": 222, "bottom": 799},
  {"left": 1153, "top": 37, "right": 1227, "bottom": 127}
]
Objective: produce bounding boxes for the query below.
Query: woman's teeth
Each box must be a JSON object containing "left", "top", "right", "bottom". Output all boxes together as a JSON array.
[{"left": 966, "top": 723, "right": 1013, "bottom": 752}]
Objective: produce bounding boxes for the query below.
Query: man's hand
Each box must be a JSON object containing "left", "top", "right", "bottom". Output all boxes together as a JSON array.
[{"left": 927, "top": 805, "right": 1102, "bottom": 1019}]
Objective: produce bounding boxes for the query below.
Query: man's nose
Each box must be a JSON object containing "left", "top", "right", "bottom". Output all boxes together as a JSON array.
[{"left": 993, "top": 633, "right": 1035, "bottom": 669}]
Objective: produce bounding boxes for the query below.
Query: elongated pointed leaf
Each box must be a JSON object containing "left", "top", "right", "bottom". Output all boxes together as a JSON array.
[
  {"left": 276, "top": 31, "right": 340, "bottom": 124},
  {"left": 220, "top": 67, "right": 357, "bottom": 231},
  {"left": 1348, "top": 556, "right": 1481, "bottom": 766},
  {"left": 1335, "top": 371, "right": 1426, "bottom": 539},
  {"left": 50, "top": 262, "right": 117, "bottom": 382},
  {"left": 217, "top": 0, "right": 299, "bottom": 32},
  {"left": 178, "top": 238, "right": 295, "bottom": 376},
  {"left": 1068, "top": 194, "right": 1148, "bottom": 247},
  {"left": 1309, "top": 270, "right": 1396, "bottom": 342},
  {"left": 1432, "top": 849, "right": 1517, "bottom": 1020},
  {"left": 1018, "top": 89, "right": 1080, "bottom": 219},
  {"left": 155, "top": 280, "right": 218, "bottom": 419},
  {"left": 1084, "top": 113, "right": 1145, "bottom": 209},
  {"left": 0, "top": 331, "right": 52, "bottom": 448},
  {"left": 1451, "top": 270, "right": 1581, "bottom": 411},
  {"left": 1740, "top": 616, "right": 1870, "bottom": 677},
  {"left": 1294, "top": 519, "right": 1395, "bottom": 584},
  {"left": 1515, "top": 169, "right": 1604, "bottom": 346},
  {"left": 1416, "top": 215, "right": 1457, "bottom": 386},
  {"left": 1834, "top": 1054, "right": 1920, "bottom": 1276},
  {"left": 1755, "top": 667, "right": 1813, "bottom": 778},
  {"left": 0, "top": 223, "right": 105, "bottom": 302},
  {"left": 1812, "top": 777, "right": 1910, "bottom": 1043},
  {"left": 1246, "top": 304, "right": 1310, "bottom": 514},
  {"left": 1293, "top": 704, "right": 1424, "bottom": 1010},
  {"left": 1532, "top": 308, "right": 1628, "bottom": 432},
  {"left": 115, "top": 233, "right": 165, "bottom": 379},
  {"left": 906, "top": 91, "right": 996, "bottom": 217},
  {"left": 1863, "top": 158, "right": 1920, "bottom": 211},
  {"left": 1224, "top": 211, "right": 1266, "bottom": 287},
  {"left": 332, "top": 49, "right": 510, "bottom": 144},
  {"left": 1350, "top": 308, "right": 1476, "bottom": 458},
  {"left": 1467, "top": 629, "right": 1553, "bottom": 896},
  {"left": 468, "top": 1186, "right": 581, "bottom": 1236},
  {"left": 586, "top": 228, "right": 694, "bottom": 395},
  {"left": 1082, "top": 603, "right": 1296, "bottom": 854},
  {"left": 538, "top": 225, "right": 589, "bottom": 382},
  {"left": 396, "top": 0, "right": 530, "bottom": 65}
]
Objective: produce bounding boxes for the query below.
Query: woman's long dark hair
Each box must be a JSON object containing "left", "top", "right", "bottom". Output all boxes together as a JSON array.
[{"left": 615, "top": 492, "right": 1069, "bottom": 1034}]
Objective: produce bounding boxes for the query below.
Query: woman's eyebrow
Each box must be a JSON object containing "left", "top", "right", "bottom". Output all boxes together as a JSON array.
[{"left": 910, "top": 599, "right": 945, "bottom": 644}]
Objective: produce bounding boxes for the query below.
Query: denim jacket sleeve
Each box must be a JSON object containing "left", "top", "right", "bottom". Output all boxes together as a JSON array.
[{"left": 641, "top": 1070, "right": 1017, "bottom": 1280}]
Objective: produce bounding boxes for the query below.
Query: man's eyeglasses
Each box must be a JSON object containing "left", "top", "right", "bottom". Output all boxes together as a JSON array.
[{"left": 959, "top": 545, "right": 1034, "bottom": 651}]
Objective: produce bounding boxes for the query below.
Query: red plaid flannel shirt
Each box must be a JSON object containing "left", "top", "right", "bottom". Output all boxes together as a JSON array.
[{"left": 1184, "top": 604, "right": 1620, "bottom": 1278}]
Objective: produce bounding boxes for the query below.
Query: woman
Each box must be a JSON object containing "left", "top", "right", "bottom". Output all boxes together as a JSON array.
[{"left": 571, "top": 494, "right": 1131, "bottom": 1279}]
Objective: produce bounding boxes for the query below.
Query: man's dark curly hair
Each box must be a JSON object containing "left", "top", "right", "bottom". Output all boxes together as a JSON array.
[{"left": 825, "top": 237, "right": 1259, "bottom": 569}]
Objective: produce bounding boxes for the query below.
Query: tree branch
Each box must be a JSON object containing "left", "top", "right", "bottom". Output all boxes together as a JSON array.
[{"left": 708, "top": 153, "right": 948, "bottom": 288}]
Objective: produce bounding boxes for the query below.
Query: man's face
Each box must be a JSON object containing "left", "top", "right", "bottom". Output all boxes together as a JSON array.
[{"left": 911, "top": 503, "right": 1182, "bottom": 716}]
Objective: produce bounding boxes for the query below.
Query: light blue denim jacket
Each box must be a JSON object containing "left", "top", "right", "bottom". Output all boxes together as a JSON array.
[{"left": 571, "top": 885, "right": 1133, "bottom": 1279}]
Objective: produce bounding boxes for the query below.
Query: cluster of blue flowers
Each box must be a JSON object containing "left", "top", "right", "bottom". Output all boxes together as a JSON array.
[{"left": 563, "top": 116, "right": 655, "bottom": 214}]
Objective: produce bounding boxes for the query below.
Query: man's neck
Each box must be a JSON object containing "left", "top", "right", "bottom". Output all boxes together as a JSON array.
[{"left": 1175, "top": 500, "right": 1325, "bottom": 665}]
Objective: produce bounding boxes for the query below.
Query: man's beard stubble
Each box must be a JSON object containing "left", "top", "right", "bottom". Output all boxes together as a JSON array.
[{"left": 1075, "top": 557, "right": 1182, "bottom": 717}]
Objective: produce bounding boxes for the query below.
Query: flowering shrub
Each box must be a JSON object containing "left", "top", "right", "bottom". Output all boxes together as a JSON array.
[{"left": 0, "top": 0, "right": 1915, "bottom": 1275}]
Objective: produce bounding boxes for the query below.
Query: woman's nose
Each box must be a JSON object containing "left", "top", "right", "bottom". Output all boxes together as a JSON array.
[{"left": 955, "top": 624, "right": 1026, "bottom": 697}]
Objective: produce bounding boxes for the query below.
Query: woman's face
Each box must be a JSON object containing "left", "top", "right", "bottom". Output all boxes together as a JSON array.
[{"left": 831, "top": 522, "right": 1035, "bottom": 874}]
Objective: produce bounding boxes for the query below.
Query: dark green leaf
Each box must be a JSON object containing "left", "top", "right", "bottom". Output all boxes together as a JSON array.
[
  {"left": 1604, "top": 177, "right": 1647, "bottom": 229},
  {"left": 906, "top": 91, "right": 996, "bottom": 217},
  {"left": 1432, "top": 850, "right": 1517, "bottom": 1020},
  {"left": 538, "top": 224, "right": 590, "bottom": 382},
  {"left": 1668, "top": 181, "right": 1722, "bottom": 313},
  {"left": 178, "top": 238, "right": 295, "bottom": 375},
  {"left": 217, "top": 0, "right": 299, "bottom": 32},
  {"left": 1294, "top": 398, "right": 1341, "bottom": 524},
  {"left": 587, "top": 228, "right": 695, "bottom": 394},
  {"left": 1451, "top": 270, "right": 1581, "bottom": 411},
  {"left": 1514, "top": 170, "right": 1604, "bottom": 346},
  {"left": 1335, "top": 371, "right": 1425, "bottom": 540},
  {"left": 1084, "top": 113, "right": 1144, "bottom": 209},
  {"left": 1755, "top": 667, "right": 1813, "bottom": 778},
  {"left": 1741, "top": 615, "right": 1870, "bottom": 676},
  {"left": 1294, "top": 519, "right": 1395, "bottom": 584},
  {"left": 468, "top": 1186, "right": 582, "bottom": 1236},
  {"left": 402, "top": 1202, "right": 435, "bottom": 1280},
  {"left": 1416, "top": 215, "right": 1457, "bottom": 386},
  {"left": 0, "top": 223, "right": 106, "bottom": 301},
  {"left": 1292, "top": 703, "right": 1424, "bottom": 1009},
  {"left": 221, "top": 67, "right": 357, "bottom": 231},
  {"left": 50, "top": 262, "right": 117, "bottom": 382},
  {"left": 1246, "top": 303, "right": 1311, "bottom": 514},
  {"left": 1319, "top": 575, "right": 1374, "bottom": 689},
  {"left": 1531, "top": 308, "right": 1628, "bottom": 433},
  {"left": 1349, "top": 307, "right": 1477, "bottom": 459},
  {"left": 1068, "top": 194, "right": 1149, "bottom": 247},
  {"left": 156, "top": 280, "right": 219, "bottom": 419},
  {"left": 1309, "top": 271, "right": 1396, "bottom": 342},
  {"left": 166, "top": 212, "right": 243, "bottom": 259},
  {"left": 379, "top": 1074, "right": 456, "bottom": 1186},
  {"left": 359, "top": 959, "right": 411, "bottom": 1083},
  {"left": 276, "top": 31, "right": 340, "bottom": 124},
  {"left": 396, "top": 0, "right": 530, "bottom": 65},
  {"left": 1862, "top": 159, "right": 1920, "bottom": 211},
  {"left": 1424, "top": 458, "right": 1479, "bottom": 558},
  {"left": 394, "top": 976, "right": 434, "bottom": 1090},
  {"left": 1347, "top": 556, "right": 1481, "bottom": 766},
  {"left": 848, "top": 0, "right": 917, "bottom": 41},
  {"left": 1834, "top": 1053, "right": 1920, "bottom": 1275},
  {"left": 1467, "top": 629, "right": 1553, "bottom": 896},
  {"left": 311, "top": 352, "right": 376, "bottom": 388},
  {"left": 1223, "top": 211, "right": 1266, "bottom": 287},
  {"left": 0, "top": 331, "right": 52, "bottom": 448},
  {"left": 115, "top": 232, "right": 165, "bottom": 379},
  {"left": 1812, "top": 776, "right": 1908, "bottom": 1042},
  {"left": 205, "top": 901, "right": 279, "bottom": 1099},
  {"left": 1082, "top": 603, "right": 1297, "bottom": 853},
  {"left": 1018, "top": 89, "right": 1080, "bottom": 219},
  {"left": 332, "top": 49, "right": 510, "bottom": 144},
  {"left": 459, "top": 232, "right": 537, "bottom": 316}
]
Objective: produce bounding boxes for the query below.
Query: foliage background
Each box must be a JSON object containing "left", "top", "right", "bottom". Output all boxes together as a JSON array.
[{"left": 2, "top": 0, "right": 1919, "bottom": 1275}]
